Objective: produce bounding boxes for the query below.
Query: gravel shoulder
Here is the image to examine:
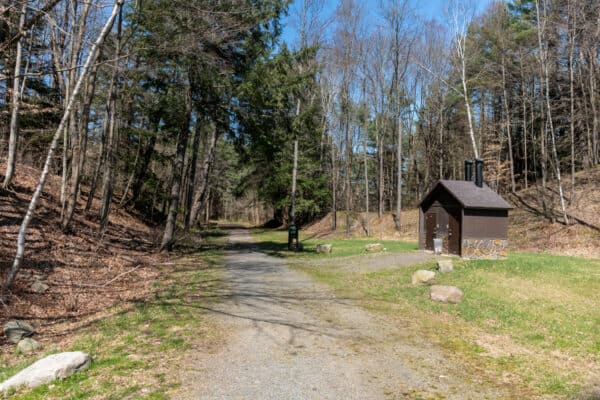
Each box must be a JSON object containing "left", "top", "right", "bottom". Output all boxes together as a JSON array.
[
  {"left": 174, "top": 229, "right": 507, "bottom": 400},
  {"left": 302, "top": 251, "right": 437, "bottom": 273}
]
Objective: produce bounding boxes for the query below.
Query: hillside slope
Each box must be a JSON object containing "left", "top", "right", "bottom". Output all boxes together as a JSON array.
[
  {"left": 304, "top": 168, "right": 600, "bottom": 258},
  {"left": 0, "top": 162, "right": 163, "bottom": 346}
]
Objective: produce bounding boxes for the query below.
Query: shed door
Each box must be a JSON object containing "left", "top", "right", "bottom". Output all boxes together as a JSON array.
[
  {"left": 425, "top": 212, "right": 436, "bottom": 250},
  {"left": 448, "top": 209, "right": 461, "bottom": 255}
]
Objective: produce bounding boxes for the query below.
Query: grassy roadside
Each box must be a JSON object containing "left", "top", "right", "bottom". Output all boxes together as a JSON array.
[
  {"left": 251, "top": 230, "right": 599, "bottom": 399},
  {"left": 0, "top": 229, "right": 227, "bottom": 400},
  {"left": 251, "top": 229, "right": 417, "bottom": 258}
]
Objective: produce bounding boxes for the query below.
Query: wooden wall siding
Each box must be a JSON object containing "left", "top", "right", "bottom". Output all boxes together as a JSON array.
[{"left": 462, "top": 209, "right": 509, "bottom": 239}]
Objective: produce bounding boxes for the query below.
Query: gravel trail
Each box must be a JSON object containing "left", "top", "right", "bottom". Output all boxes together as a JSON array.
[{"left": 175, "top": 229, "right": 505, "bottom": 400}]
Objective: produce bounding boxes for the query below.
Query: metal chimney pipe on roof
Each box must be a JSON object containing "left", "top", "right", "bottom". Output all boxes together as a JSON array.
[
  {"left": 464, "top": 160, "right": 473, "bottom": 182},
  {"left": 475, "top": 158, "right": 484, "bottom": 187}
]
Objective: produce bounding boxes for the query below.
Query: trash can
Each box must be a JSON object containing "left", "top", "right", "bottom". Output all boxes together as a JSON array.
[
  {"left": 433, "top": 238, "right": 443, "bottom": 255},
  {"left": 288, "top": 224, "right": 299, "bottom": 251}
]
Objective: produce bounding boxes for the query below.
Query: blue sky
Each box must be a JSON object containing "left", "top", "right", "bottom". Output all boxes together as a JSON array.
[{"left": 280, "top": 0, "right": 495, "bottom": 46}]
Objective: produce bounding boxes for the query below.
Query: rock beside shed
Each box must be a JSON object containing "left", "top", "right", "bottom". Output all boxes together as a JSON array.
[
  {"left": 0, "top": 352, "right": 92, "bottom": 392},
  {"left": 3, "top": 321, "right": 35, "bottom": 344},
  {"left": 436, "top": 259, "right": 454, "bottom": 273},
  {"left": 365, "top": 243, "right": 384, "bottom": 252},
  {"left": 430, "top": 285, "right": 464, "bottom": 304},
  {"left": 316, "top": 244, "right": 333, "bottom": 254},
  {"left": 411, "top": 270, "right": 436, "bottom": 285}
]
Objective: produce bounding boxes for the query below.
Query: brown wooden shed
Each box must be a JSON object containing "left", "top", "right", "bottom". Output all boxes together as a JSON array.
[{"left": 418, "top": 162, "right": 513, "bottom": 259}]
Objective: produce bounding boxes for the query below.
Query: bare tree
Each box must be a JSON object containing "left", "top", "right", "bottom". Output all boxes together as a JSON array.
[
  {"left": 384, "top": 0, "right": 413, "bottom": 230},
  {"left": 535, "top": 0, "right": 568, "bottom": 224},
  {"left": 448, "top": 0, "right": 479, "bottom": 159},
  {"left": 2, "top": 0, "right": 125, "bottom": 296},
  {"left": 333, "top": 0, "right": 362, "bottom": 238},
  {"left": 2, "top": 1, "right": 26, "bottom": 189}
]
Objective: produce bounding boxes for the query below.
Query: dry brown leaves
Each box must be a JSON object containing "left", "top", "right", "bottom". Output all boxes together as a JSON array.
[{"left": 0, "top": 162, "right": 168, "bottom": 354}]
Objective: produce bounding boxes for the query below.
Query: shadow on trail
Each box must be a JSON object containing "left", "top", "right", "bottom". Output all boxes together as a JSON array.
[
  {"left": 151, "top": 230, "right": 376, "bottom": 341},
  {"left": 225, "top": 228, "right": 320, "bottom": 258}
]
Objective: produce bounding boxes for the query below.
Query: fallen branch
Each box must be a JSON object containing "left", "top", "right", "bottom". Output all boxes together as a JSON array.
[{"left": 74, "top": 264, "right": 143, "bottom": 288}]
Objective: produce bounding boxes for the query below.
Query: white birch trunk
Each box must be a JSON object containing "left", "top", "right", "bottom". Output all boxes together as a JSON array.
[{"left": 3, "top": 2, "right": 27, "bottom": 189}]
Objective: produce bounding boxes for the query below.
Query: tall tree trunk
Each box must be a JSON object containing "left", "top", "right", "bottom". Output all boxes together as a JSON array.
[
  {"left": 61, "top": 63, "right": 99, "bottom": 230},
  {"left": 290, "top": 138, "right": 299, "bottom": 224},
  {"left": 2, "top": 0, "right": 124, "bottom": 295},
  {"left": 290, "top": 99, "right": 301, "bottom": 225},
  {"left": 98, "top": 84, "right": 117, "bottom": 229},
  {"left": 568, "top": 5, "right": 576, "bottom": 203},
  {"left": 377, "top": 117, "right": 384, "bottom": 218},
  {"left": 520, "top": 53, "right": 528, "bottom": 189},
  {"left": 85, "top": 125, "right": 106, "bottom": 212},
  {"left": 501, "top": 59, "right": 516, "bottom": 192},
  {"left": 60, "top": 0, "right": 91, "bottom": 216},
  {"left": 394, "top": 109, "right": 402, "bottom": 230},
  {"left": 128, "top": 121, "right": 158, "bottom": 207},
  {"left": 119, "top": 135, "right": 142, "bottom": 208},
  {"left": 460, "top": 51, "right": 478, "bottom": 159},
  {"left": 363, "top": 131, "right": 369, "bottom": 237},
  {"left": 3, "top": 2, "right": 26, "bottom": 189},
  {"left": 588, "top": 56, "right": 598, "bottom": 165},
  {"left": 344, "top": 111, "right": 351, "bottom": 239},
  {"left": 536, "top": 0, "right": 568, "bottom": 224},
  {"left": 189, "top": 125, "right": 218, "bottom": 227},
  {"left": 160, "top": 85, "right": 192, "bottom": 251},
  {"left": 578, "top": 55, "right": 593, "bottom": 168},
  {"left": 331, "top": 136, "right": 337, "bottom": 231},
  {"left": 99, "top": 6, "right": 124, "bottom": 229},
  {"left": 184, "top": 121, "right": 202, "bottom": 231}
]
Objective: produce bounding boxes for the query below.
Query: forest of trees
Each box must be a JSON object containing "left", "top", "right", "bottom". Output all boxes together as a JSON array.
[{"left": 1, "top": 0, "right": 599, "bottom": 291}]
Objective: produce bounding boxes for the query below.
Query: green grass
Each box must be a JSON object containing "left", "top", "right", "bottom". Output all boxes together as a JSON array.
[
  {"left": 0, "top": 229, "right": 227, "bottom": 400},
  {"left": 251, "top": 229, "right": 418, "bottom": 258},
  {"left": 291, "top": 250, "right": 600, "bottom": 398}
]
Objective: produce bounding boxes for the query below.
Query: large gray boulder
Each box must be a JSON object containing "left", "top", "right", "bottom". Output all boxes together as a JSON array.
[
  {"left": 316, "top": 244, "right": 333, "bottom": 254},
  {"left": 430, "top": 285, "right": 464, "bottom": 304},
  {"left": 3, "top": 321, "right": 35, "bottom": 344},
  {"left": 365, "top": 243, "right": 384, "bottom": 253},
  {"left": 0, "top": 352, "right": 92, "bottom": 392},
  {"left": 411, "top": 270, "right": 436, "bottom": 285},
  {"left": 436, "top": 259, "right": 454, "bottom": 273}
]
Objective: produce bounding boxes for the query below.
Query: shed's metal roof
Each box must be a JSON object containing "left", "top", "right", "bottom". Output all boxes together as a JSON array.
[{"left": 419, "top": 180, "right": 514, "bottom": 210}]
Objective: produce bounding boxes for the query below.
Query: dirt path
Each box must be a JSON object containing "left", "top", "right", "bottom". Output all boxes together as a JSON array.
[{"left": 175, "top": 229, "right": 505, "bottom": 400}]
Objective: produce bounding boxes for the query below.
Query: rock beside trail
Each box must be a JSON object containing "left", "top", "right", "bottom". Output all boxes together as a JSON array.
[
  {"left": 3, "top": 321, "right": 35, "bottom": 344},
  {"left": 17, "top": 338, "right": 41, "bottom": 354},
  {"left": 365, "top": 243, "right": 384, "bottom": 252},
  {"left": 0, "top": 352, "right": 92, "bottom": 392},
  {"left": 436, "top": 260, "right": 454, "bottom": 273},
  {"left": 316, "top": 244, "right": 333, "bottom": 254},
  {"left": 430, "top": 285, "right": 464, "bottom": 304},
  {"left": 411, "top": 270, "right": 436, "bottom": 285},
  {"left": 31, "top": 279, "right": 49, "bottom": 294}
]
